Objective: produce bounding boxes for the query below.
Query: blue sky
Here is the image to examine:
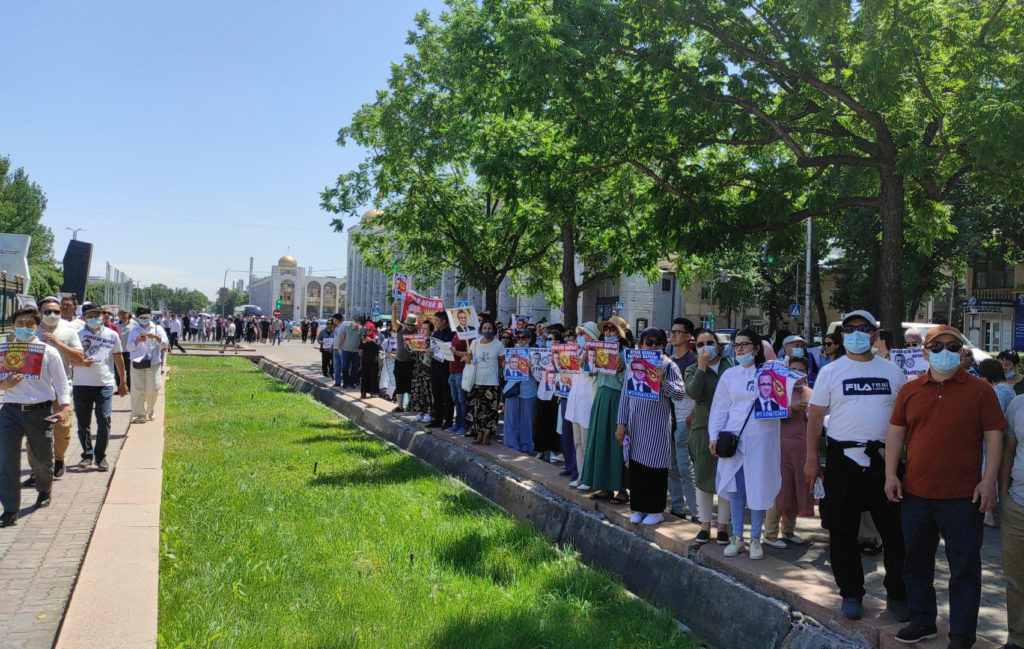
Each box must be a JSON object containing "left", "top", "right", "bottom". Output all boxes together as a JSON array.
[{"left": 0, "top": 0, "right": 447, "bottom": 298}]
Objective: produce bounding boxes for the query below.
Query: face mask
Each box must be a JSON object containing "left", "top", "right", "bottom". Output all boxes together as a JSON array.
[
  {"left": 138, "top": 317, "right": 151, "bottom": 326},
  {"left": 604, "top": 335, "right": 618, "bottom": 342},
  {"left": 703, "top": 346, "right": 717, "bottom": 361},
  {"left": 736, "top": 352, "right": 755, "bottom": 366},
  {"left": 578, "top": 340, "right": 587, "bottom": 351},
  {"left": 1007, "top": 370, "right": 1017, "bottom": 380},
  {"left": 843, "top": 331, "right": 872, "bottom": 354},
  {"left": 87, "top": 317, "right": 103, "bottom": 329},
  {"left": 482, "top": 331, "right": 495, "bottom": 340},
  {"left": 14, "top": 327, "right": 35, "bottom": 342},
  {"left": 929, "top": 349, "right": 961, "bottom": 374},
  {"left": 790, "top": 347, "right": 805, "bottom": 358},
  {"left": 42, "top": 313, "right": 60, "bottom": 326}
]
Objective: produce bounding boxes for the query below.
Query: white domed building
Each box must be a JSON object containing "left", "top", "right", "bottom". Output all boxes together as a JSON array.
[{"left": 248, "top": 254, "right": 346, "bottom": 320}]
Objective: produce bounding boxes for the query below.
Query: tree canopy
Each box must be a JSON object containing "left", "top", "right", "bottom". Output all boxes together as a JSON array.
[{"left": 0, "top": 155, "right": 62, "bottom": 299}]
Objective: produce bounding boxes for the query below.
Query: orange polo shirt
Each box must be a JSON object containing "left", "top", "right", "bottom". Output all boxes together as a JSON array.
[{"left": 889, "top": 369, "right": 1005, "bottom": 499}]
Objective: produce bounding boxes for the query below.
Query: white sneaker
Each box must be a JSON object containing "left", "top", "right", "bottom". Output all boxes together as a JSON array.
[
  {"left": 147, "top": 413, "right": 156, "bottom": 421},
  {"left": 629, "top": 511, "right": 644, "bottom": 524},
  {"left": 763, "top": 538, "right": 788, "bottom": 549},
  {"left": 641, "top": 513, "right": 664, "bottom": 526},
  {"left": 723, "top": 535, "right": 745, "bottom": 557},
  {"left": 576, "top": 484, "right": 591, "bottom": 491},
  {"left": 413, "top": 414, "right": 423, "bottom": 422},
  {"left": 782, "top": 534, "right": 806, "bottom": 545},
  {"left": 749, "top": 538, "right": 764, "bottom": 560},
  {"left": 568, "top": 479, "right": 580, "bottom": 488}
]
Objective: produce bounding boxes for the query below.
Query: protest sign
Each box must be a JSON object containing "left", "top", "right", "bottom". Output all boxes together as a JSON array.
[
  {"left": 448, "top": 305, "right": 480, "bottom": 341},
  {"left": 529, "top": 349, "right": 552, "bottom": 383},
  {"left": 504, "top": 348, "right": 530, "bottom": 381},
  {"left": 890, "top": 347, "right": 929, "bottom": 376},
  {"left": 552, "top": 344, "right": 581, "bottom": 374},
  {"left": 404, "top": 333, "right": 429, "bottom": 352},
  {"left": 430, "top": 338, "right": 455, "bottom": 362},
  {"left": 0, "top": 342, "right": 45, "bottom": 380},
  {"left": 553, "top": 370, "right": 573, "bottom": 398},
  {"left": 754, "top": 360, "right": 791, "bottom": 419},
  {"left": 587, "top": 340, "right": 620, "bottom": 375},
  {"left": 513, "top": 314, "right": 532, "bottom": 332},
  {"left": 80, "top": 330, "right": 117, "bottom": 364},
  {"left": 400, "top": 290, "right": 444, "bottom": 322},
  {"left": 623, "top": 349, "right": 661, "bottom": 400},
  {"left": 392, "top": 272, "right": 410, "bottom": 299}
]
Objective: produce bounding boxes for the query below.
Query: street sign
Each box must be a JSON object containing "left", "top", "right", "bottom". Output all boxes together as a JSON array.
[
  {"left": 456, "top": 300, "right": 469, "bottom": 308},
  {"left": 614, "top": 301, "right": 625, "bottom": 310},
  {"left": 272, "top": 308, "right": 282, "bottom": 318},
  {"left": 788, "top": 304, "right": 802, "bottom": 318},
  {"left": 371, "top": 307, "right": 381, "bottom": 318}
]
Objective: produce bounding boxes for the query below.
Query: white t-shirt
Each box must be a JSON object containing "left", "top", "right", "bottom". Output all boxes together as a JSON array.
[
  {"left": 471, "top": 339, "right": 504, "bottom": 386},
  {"left": 809, "top": 355, "right": 906, "bottom": 443},
  {"left": 74, "top": 326, "right": 123, "bottom": 387}
]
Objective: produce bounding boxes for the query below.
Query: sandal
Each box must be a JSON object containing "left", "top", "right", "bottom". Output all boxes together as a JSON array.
[
  {"left": 609, "top": 495, "right": 629, "bottom": 505},
  {"left": 590, "top": 491, "right": 613, "bottom": 500}
]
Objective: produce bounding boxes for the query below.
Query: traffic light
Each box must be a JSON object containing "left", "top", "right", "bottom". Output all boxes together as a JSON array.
[
  {"left": 393, "top": 263, "right": 398, "bottom": 271},
  {"left": 276, "top": 299, "right": 281, "bottom": 309},
  {"left": 760, "top": 242, "right": 775, "bottom": 264},
  {"left": 710, "top": 313, "right": 716, "bottom": 324}
]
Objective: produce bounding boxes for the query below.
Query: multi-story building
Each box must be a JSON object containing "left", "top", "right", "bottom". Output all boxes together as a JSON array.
[
  {"left": 963, "top": 260, "right": 1022, "bottom": 352},
  {"left": 248, "top": 254, "right": 346, "bottom": 320}
]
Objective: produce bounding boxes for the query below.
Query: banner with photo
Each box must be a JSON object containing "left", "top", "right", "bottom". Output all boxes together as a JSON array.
[
  {"left": 80, "top": 330, "right": 118, "bottom": 364},
  {"left": 753, "top": 360, "right": 805, "bottom": 419},
  {"left": 400, "top": 290, "right": 444, "bottom": 322},
  {"left": 0, "top": 342, "right": 45, "bottom": 381},
  {"left": 529, "top": 348, "right": 552, "bottom": 383},
  {"left": 890, "top": 347, "right": 929, "bottom": 376},
  {"left": 553, "top": 370, "right": 573, "bottom": 398},
  {"left": 552, "top": 343, "right": 581, "bottom": 374},
  {"left": 513, "top": 314, "right": 532, "bottom": 332},
  {"left": 504, "top": 348, "right": 530, "bottom": 381},
  {"left": 392, "top": 272, "right": 410, "bottom": 299},
  {"left": 587, "top": 340, "right": 620, "bottom": 375},
  {"left": 447, "top": 305, "right": 480, "bottom": 341},
  {"left": 623, "top": 349, "right": 661, "bottom": 400},
  {"left": 430, "top": 337, "right": 455, "bottom": 362},
  {"left": 404, "top": 333, "right": 429, "bottom": 352}
]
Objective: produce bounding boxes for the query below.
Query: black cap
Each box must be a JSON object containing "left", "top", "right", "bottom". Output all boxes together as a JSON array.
[{"left": 81, "top": 302, "right": 102, "bottom": 315}]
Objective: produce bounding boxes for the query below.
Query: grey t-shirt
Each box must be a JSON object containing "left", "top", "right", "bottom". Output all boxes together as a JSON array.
[
  {"left": 340, "top": 324, "right": 364, "bottom": 352},
  {"left": 395, "top": 329, "right": 412, "bottom": 362},
  {"left": 1005, "top": 394, "right": 1024, "bottom": 507}
]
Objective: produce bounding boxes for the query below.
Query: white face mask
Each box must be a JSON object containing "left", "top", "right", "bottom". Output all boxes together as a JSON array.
[{"left": 42, "top": 313, "right": 60, "bottom": 326}]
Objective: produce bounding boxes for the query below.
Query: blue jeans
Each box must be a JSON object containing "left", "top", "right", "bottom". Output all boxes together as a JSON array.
[
  {"left": 726, "top": 467, "right": 765, "bottom": 539},
  {"left": 503, "top": 396, "right": 536, "bottom": 453},
  {"left": 667, "top": 420, "right": 699, "bottom": 515},
  {"left": 273, "top": 330, "right": 282, "bottom": 345},
  {"left": 342, "top": 350, "right": 360, "bottom": 387},
  {"left": 448, "top": 372, "right": 467, "bottom": 430},
  {"left": 902, "top": 493, "right": 984, "bottom": 643},
  {"left": 333, "top": 349, "right": 343, "bottom": 385},
  {"left": 73, "top": 385, "right": 113, "bottom": 461},
  {"left": 560, "top": 400, "right": 578, "bottom": 479}
]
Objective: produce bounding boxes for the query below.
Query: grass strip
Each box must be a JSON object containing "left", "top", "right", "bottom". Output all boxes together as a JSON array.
[{"left": 159, "top": 356, "right": 694, "bottom": 649}]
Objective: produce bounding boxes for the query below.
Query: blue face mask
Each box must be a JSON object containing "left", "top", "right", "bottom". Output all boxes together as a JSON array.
[
  {"left": 736, "top": 352, "right": 755, "bottom": 366},
  {"left": 604, "top": 335, "right": 618, "bottom": 342},
  {"left": 87, "top": 317, "right": 103, "bottom": 329},
  {"left": 702, "top": 346, "right": 717, "bottom": 361},
  {"left": 482, "top": 331, "right": 495, "bottom": 340},
  {"left": 929, "top": 349, "right": 961, "bottom": 374},
  {"left": 789, "top": 347, "right": 805, "bottom": 358},
  {"left": 14, "top": 327, "right": 35, "bottom": 342},
  {"left": 843, "top": 331, "right": 872, "bottom": 354},
  {"left": 1007, "top": 370, "right": 1017, "bottom": 380}
]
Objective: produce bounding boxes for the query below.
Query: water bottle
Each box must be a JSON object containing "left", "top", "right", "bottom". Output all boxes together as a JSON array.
[{"left": 813, "top": 477, "right": 825, "bottom": 500}]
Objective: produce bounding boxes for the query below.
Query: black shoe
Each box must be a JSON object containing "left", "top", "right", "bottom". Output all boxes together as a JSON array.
[
  {"left": 22, "top": 474, "right": 36, "bottom": 488},
  {"left": 35, "top": 491, "right": 51, "bottom": 508},
  {"left": 886, "top": 599, "right": 910, "bottom": 623},
  {"left": 860, "top": 541, "right": 881, "bottom": 556},
  {"left": 0, "top": 511, "right": 16, "bottom": 527},
  {"left": 695, "top": 529, "right": 710, "bottom": 544},
  {"left": 947, "top": 636, "right": 973, "bottom": 649},
  {"left": 716, "top": 530, "right": 730, "bottom": 544},
  {"left": 53, "top": 460, "right": 65, "bottom": 478},
  {"left": 894, "top": 622, "right": 938, "bottom": 644},
  {"left": 690, "top": 515, "right": 701, "bottom": 524},
  {"left": 841, "top": 597, "right": 862, "bottom": 620},
  {"left": 392, "top": 405, "right": 405, "bottom": 413},
  {"left": 669, "top": 509, "right": 687, "bottom": 518}
]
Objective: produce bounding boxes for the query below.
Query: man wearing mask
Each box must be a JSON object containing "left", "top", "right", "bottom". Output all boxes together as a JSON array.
[
  {"left": 23, "top": 296, "right": 86, "bottom": 486},
  {"left": 885, "top": 325, "right": 1004, "bottom": 648},
  {"left": 804, "top": 310, "right": 908, "bottom": 622},
  {"left": 316, "top": 319, "right": 336, "bottom": 378},
  {"left": 666, "top": 317, "right": 700, "bottom": 520},
  {"left": 127, "top": 307, "right": 168, "bottom": 423},
  {"left": 73, "top": 303, "right": 128, "bottom": 471},
  {"left": 783, "top": 334, "right": 820, "bottom": 387},
  {"left": 0, "top": 306, "right": 72, "bottom": 527},
  {"left": 117, "top": 309, "right": 135, "bottom": 391}
]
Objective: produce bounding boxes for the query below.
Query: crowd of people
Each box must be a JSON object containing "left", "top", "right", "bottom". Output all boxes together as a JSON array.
[{"left": 310, "top": 304, "right": 1021, "bottom": 649}]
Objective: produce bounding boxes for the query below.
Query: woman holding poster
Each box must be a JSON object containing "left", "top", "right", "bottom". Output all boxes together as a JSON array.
[
  {"left": 614, "top": 328, "right": 687, "bottom": 526},
  {"left": 503, "top": 329, "right": 538, "bottom": 453},
  {"left": 580, "top": 316, "right": 632, "bottom": 503},
  {"left": 707, "top": 329, "right": 782, "bottom": 561},
  {"left": 408, "top": 320, "right": 435, "bottom": 423}
]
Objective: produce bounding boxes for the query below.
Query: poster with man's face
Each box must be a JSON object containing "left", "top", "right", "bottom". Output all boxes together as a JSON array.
[
  {"left": 623, "top": 349, "right": 660, "bottom": 400},
  {"left": 447, "top": 306, "right": 479, "bottom": 340},
  {"left": 890, "top": 347, "right": 929, "bottom": 376}
]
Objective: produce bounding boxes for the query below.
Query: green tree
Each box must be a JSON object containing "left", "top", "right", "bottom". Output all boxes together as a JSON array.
[
  {"left": 0, "top": 155, "right": 62, "bottom": 299},
  {"left": 213, "top": 289, "right": 249, "bottom": 316}
]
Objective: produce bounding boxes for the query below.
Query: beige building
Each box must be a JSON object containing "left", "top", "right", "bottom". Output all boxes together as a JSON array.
[{"left": 963, "top": 260, "right": 1021, "bottom": 352}]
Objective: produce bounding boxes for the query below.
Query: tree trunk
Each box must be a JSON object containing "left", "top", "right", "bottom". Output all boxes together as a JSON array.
[
  {"left": 560, "top": 221, "right": 580, "bottom": 329},
  {"left": 811, "top": 240, "right": 828, "bottom": 336},
  {"left": 484, "top": 283, "right": 499, "bottom": 322},
  {"left": 878, "top": 170, "right": 906, "bottom": 346}
]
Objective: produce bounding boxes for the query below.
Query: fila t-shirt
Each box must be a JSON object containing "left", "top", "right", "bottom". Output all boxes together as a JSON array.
[{"left": 809, "top": 355, "right": 906, "bottom": 443}]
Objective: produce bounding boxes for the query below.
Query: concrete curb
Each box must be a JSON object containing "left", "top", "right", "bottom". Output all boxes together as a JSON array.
[{"left": 257, "top": 357, "right": 868, "bottom": 649}]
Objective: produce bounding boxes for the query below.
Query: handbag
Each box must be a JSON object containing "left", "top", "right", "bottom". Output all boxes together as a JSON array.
[
  {"left": 132, "top": 358, "right": 152, "bottom": 370},
  {"left": 716, "top": 401, "right": 755, "bottom": 458},
  {"left": 461, "top": 362, "right": 476, "bottom": 392}
]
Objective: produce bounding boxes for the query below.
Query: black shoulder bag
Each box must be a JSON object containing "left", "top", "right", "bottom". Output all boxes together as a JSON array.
[{"left": 715, "top": 401, "right": 756, "bottom": 458}]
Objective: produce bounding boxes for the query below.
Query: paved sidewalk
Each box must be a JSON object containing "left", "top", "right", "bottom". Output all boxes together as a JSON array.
[
  {"left": 0, "top": 395, "right": 133, "bottom": 649},
  {"left": 255, "top": 340, "right": 1010, "bottom": 648}
]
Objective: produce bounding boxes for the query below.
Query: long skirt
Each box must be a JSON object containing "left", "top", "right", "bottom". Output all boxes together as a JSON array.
[
  {"left": 409, "top": 361, "right": 432, "bottom": 413},
  {"left": 533, "top": 398, "right": 561, "bottom": 453},
  {"left": 360, "top": 362, "right": 380, "bottom": 395},
  {"left": 466, "top": 385, "right": 500, "bottom": 437},
  {"left": 688, "top": 425, "right": 718, "bottom": 494},
  {"left": 629, "top": 459, "right": 668, "bottom": 514},
  {"left": 394, "top": 359, "right": 413, "bottom": 394},
  {"left": 579, "top": 386, "right": 625, "bottom": 492}
]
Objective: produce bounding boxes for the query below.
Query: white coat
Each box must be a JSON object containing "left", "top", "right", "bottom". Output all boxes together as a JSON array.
[{"left": 707, "top": 362, "right": 781, "bottom": 511}]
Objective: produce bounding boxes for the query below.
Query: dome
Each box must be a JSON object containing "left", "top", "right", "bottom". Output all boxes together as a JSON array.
[
  {"left": 278, "top": 254, "right": 297, "bottom": 267},
  {"left": 360, "top": 208, "right": 380, "bottom": 223}
]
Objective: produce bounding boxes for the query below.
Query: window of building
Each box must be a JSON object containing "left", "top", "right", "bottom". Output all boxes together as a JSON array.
[
  {"left": 974, "top": 261, "right": 1014, "bottom": 289},
  {"left": 661, "top": 278, "right": 672, "bottom": 292}
]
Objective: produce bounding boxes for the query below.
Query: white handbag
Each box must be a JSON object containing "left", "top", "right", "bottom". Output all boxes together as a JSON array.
[{"left": 461, "top": 362, "right": 476, "bottom": 392}]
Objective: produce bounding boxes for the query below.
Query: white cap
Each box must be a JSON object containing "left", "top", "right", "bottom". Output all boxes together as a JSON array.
[
  {"left": 841, "top": 309, "right": 877, "bottom": 326},
  {"left": 782, "top": 334, "right": 805, "bottom": 347}
]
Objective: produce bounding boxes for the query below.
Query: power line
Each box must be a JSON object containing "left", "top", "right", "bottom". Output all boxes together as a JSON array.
[{"left": 48, "top": 207, "right": 334, "bottom": 233}]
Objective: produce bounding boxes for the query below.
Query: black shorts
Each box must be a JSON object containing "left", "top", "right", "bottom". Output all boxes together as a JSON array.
[{"left": 225, "top": 336, "right": 236, "bottom": 344}]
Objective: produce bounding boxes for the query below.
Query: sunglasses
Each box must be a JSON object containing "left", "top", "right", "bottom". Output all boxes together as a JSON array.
[
  {"left": 42, "top": 309, "right": 60, "bottom": 316},
  {"left": 516, "top": 335, "right": 529, "bottom": 340},
  {"left": 641, "top": 339, "right": 662, "bottom": 347},
  {"left": 926, "top": 341, "right": 963, "bottom": 354},
  {"left": 842, "top": 324, "right": 875, "bottom": 334},
  {"left": 822, "top": 341, "right": 835, "bottom": 347}
]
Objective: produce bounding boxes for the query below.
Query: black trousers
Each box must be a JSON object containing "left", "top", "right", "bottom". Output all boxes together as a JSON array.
[
  {"left": 430, "top": 370, "right": 453, "bottom": 426},
  {"left": 115, "top": 351, "right": 131, "bottom": 391},
  {"left": 629, "top": 459, "right": 667, "bottom": 514},
  {"left": 821, "top": 443, "right": 907, "bottom": 601},
  {"left": 321, "top": 350, "right": 333, "bottom": 377}
]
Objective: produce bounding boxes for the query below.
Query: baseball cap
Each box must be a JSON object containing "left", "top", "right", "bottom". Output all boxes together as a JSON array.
[{"left": 841, "top": 310, "right": 877, "bottom": 327}]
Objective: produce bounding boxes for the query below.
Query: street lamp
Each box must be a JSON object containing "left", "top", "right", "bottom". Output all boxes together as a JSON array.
[{"left": 65, "top": 227, "right": 86, "bottom": 240}]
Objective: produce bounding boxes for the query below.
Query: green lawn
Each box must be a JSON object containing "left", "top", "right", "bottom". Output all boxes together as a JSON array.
[{"left": 159, "top": 356, "right": 694, "bottom": 649}]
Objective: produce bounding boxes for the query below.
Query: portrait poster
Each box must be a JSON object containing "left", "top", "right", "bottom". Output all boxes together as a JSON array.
[
  {"left": 623, "top": 349, "right": 660, "bottom": 400},
  {"left": 551, "top": 343, "right": 581, "bottom": 374},
  {"left": 553, "top": 370, "right": 573, "bottom": 398},
  {"left": 392, "top": 272, "right": 410, "bottom": 299},
  {"left": 0, "top": 342, "right": 45, "bottom": 380},
  {"left": 890, "top": 347, "right": 929, "bottom": 376},
  {"left": 504, "top": 348, "right": 530, "bottom": 382},
  {"left": 401, "top": 290, "right": 444, "bottom": 322},
  {"left": 753, "top": 360, "right": 789, "bottom": 419},
  {"left": 513, "top": 314, "right": 532, "bottom": 332},
  {"left": 530, "top": 349, "right": 552, "bottom": 383},
  {"left": 587, "top": 340, "right": 620, "bottom": 375},
  {"left": 79, "top": 330, "right": 117, "bottom": 364},
  {"left": 447, "top": 305, "right": 480, "bottom": 341},
  {"left": 404, "top": 333, "right": 429, "bottom": 352}
]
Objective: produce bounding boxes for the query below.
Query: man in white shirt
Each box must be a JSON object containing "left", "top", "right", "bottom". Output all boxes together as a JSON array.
[
  {"left": 0, "top": 306, "right": 72, "bottom": 527},
  {"left": 73, "top": 303, "right": 127, "bottom": 471},
  {"left": 167, "top": 313, "right": 187, "bottom": 354},
  {"left": 127, "top": 306, "right": 168, "bottom": 423},
  {"left": 804, "top": 309, "right": 908, "bottom": 622}
]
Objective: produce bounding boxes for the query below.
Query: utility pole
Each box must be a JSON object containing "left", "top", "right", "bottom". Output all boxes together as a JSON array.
[
  {"left": 65, "top": 227, "right": 86, "bottom": 240},
  {"left": 804, "top": 217, "right": 813, "bottom": 340}
]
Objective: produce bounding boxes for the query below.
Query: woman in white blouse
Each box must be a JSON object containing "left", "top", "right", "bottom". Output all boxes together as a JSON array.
[{"left": 708, "top": 329, "right": 782, "bottom": 560}]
